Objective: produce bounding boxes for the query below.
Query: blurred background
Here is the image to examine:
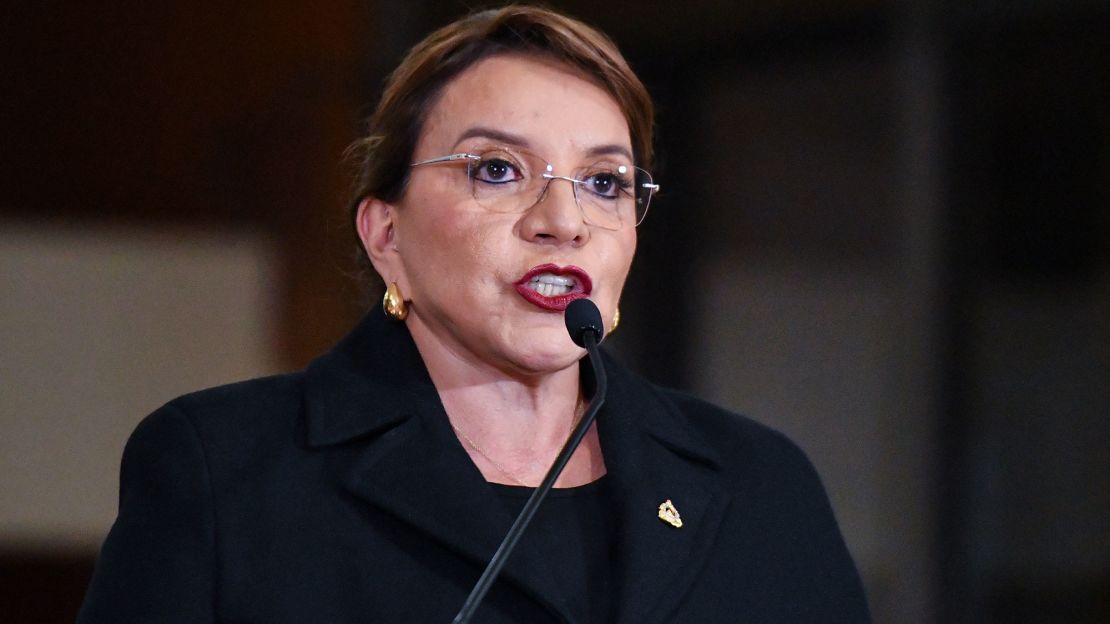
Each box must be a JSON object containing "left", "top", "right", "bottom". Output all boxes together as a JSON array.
[{"left": 2, "top": 1, "right": 1107, "bottom": 622}]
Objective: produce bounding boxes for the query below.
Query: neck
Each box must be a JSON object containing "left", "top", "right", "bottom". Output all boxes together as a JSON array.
[
  {"left": 413, "top": 324, "right": 583, "bottom": 447},
  {"left": 404, "top": 313, "right": 604, "bottom": 486}
]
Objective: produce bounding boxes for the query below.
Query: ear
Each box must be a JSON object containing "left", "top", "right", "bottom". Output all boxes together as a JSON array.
[{"left": 355, "top": 197, "right": 407, "bottom": 289}]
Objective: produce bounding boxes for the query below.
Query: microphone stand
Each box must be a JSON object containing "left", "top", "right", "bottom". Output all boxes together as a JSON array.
[{"left": 451, "top": 330, "right": 607, "bottom": 624}]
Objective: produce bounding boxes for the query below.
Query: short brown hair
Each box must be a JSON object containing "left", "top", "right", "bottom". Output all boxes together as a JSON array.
[{"left": 346, "top": 4, "right": 655, "bottom": 290}]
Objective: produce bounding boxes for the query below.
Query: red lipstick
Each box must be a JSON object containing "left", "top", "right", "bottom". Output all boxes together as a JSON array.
[{"left": 514, "top": 264, "right": 592, "bottom": 311}]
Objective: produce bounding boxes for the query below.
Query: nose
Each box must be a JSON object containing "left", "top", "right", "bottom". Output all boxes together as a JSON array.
[{"left": 518, "top": 176, "right": 590, "bottom": 247}]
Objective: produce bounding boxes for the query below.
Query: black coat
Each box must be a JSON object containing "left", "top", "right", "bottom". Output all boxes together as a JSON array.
[{"left": 78, "top": 310, "right": 870, "bottom": 623}]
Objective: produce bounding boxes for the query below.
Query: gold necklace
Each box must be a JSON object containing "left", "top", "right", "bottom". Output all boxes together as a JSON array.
[
  {"left": 451, "top": 425, "right": 531, "bottom": 486},
  {"left": 450, "top": 403, "right": 586, "bottom": 487}
]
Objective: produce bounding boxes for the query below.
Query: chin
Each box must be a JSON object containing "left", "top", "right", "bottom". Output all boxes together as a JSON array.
[{"left": 503, "top": 333, "right": 583, "bottom": 376}]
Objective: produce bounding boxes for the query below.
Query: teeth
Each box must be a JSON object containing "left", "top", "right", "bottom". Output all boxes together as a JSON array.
[
  {"left": 530, "top": 273, "right": 575, "bottom": 286},
  {"left": 527, "top": 272, "right": 576, "bottom": 297}
]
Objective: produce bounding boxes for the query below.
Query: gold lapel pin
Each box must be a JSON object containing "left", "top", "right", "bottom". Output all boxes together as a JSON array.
[{"left": 658, "top": 499, "right": 683, "bottom": 528}]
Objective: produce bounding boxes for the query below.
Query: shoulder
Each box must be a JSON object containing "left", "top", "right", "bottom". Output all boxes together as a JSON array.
[
  {"left": 126, "top": 372, "right": 307, "bottom": 461},
  {"left": 612, "top": 364, "right": 834, "bottom": 506},
  {"left": 166, "top": 372, "right": 305, "bottom": 418},
  {"left": 608, "top": 359, "right": 819, "bottom": 479},
  {"left": 654, "top": 385, "right": 811, "bottom": 468}
]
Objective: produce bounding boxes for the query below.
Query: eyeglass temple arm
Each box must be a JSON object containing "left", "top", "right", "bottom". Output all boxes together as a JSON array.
[{"left": 410, "top": 153, "right": 480, "bottom": 167}]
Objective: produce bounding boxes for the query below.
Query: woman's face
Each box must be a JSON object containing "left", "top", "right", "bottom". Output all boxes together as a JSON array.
[{"left": 376, "top": 54, "right": 637, "bottom": 377}]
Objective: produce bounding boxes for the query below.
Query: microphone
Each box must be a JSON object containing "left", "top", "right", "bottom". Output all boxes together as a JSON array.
[
  {"left": 451, "top": 299, "right": 609, "bottom": 624},
  {"left": 564, "top": 297, "right": 605, "bottom": 348}
]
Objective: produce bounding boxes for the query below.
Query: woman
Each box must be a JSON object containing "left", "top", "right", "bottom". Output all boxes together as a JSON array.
[{"left": 79, "top": 6, "right": 869, "bottom": 623}]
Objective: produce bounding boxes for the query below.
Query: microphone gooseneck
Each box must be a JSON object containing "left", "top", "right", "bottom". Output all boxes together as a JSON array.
[{"left": 451, "top": 299, "right": 609, "bottom": 624}]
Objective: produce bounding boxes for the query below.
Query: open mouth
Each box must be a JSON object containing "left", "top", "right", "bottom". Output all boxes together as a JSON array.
[
  {"left": 526, "top": 273, "right": 577, "bottom": 297},
  {"left": 514, "top": 264, "right": 592, "bottom": 311}
]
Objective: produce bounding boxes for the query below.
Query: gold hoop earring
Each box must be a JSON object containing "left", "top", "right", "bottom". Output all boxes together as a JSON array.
[
  {"left": 383, "top": 282, "right": 408, "bottom": 321},
  {"left": 611, "top": 307, "right": 620, "bottom": 333}
]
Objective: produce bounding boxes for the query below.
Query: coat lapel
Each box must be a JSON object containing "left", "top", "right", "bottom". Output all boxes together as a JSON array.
[
  {"left": 301, "top": 311, "right": 571, "bottom": 620},
  {"left": 597, "top": 357, "right": 731, "bottom": 624}
]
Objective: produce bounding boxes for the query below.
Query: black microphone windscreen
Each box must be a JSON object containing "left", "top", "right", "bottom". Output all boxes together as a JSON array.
[{"left": 564, "top": 298, "right": 604, "bottom": 348}]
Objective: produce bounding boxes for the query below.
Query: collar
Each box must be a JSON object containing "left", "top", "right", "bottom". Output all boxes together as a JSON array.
[{"left": 303, "top": 307, "right": 437, "bottom": 448}]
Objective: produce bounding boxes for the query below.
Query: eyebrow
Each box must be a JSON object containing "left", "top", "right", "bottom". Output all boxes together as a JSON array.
[
  {"left": 454, "top": 126, "right": 634, "bottom": 162},
  {"left": 585, "top": 143, "right": 634, "bottom": 161},
  {"left": 454, "top": 126, "right": 532, "bottom": 150}
]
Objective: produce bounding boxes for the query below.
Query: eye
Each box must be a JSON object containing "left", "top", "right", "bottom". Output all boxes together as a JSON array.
[
  {"left": 472, "top": 156, "right": 523, "bottom": 184},
  {"left": 582, "top": 167, "right": 633, "bottom": 199}
]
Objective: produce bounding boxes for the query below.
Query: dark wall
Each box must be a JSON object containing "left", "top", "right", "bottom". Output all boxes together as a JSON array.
[
  {"left": 3, "top": 1, "right": 373, "bottom": 367},
  {"left": 942, "top": 10, "right": 1110, "bottom": 623}
]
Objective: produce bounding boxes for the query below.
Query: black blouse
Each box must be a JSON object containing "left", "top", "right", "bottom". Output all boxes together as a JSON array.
[{"left": 491, "top": 477, "right": 616, "bottom": 623}]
